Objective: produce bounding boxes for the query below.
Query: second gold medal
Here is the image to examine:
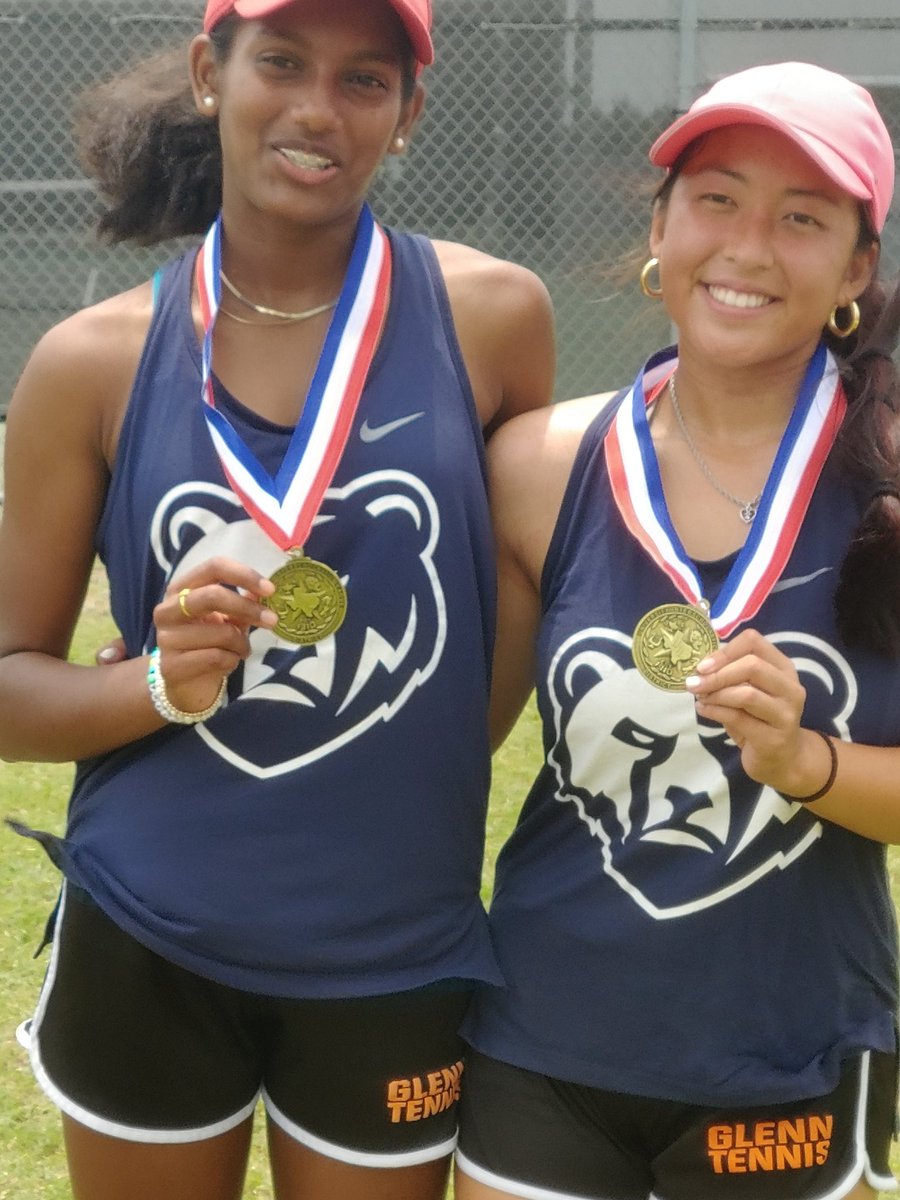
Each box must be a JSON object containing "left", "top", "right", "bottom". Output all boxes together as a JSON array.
[{"left": 631, "top": 602, "right": 719, "bottom": 691}]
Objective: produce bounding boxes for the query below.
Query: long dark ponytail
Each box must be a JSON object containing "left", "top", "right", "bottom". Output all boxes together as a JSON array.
[{"left": 829, "top": 249, "right": 900, "bottom": 657}]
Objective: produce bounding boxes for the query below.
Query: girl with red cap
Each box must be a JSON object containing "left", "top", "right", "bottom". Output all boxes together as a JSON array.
[
  {"left": 456, "top": 62, "right": 900, "bottom": 1200},
  {"left": 0, "top": 1, "right": 553, "bottom": 1197}
]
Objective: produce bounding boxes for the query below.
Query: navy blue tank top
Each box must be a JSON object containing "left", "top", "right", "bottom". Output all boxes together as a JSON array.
[
  {"left": 464, "top": 397, "right": 900, "bottom": 1106},
  {"left": 54, "top": 230, "right": 502, "bottom": 997}
]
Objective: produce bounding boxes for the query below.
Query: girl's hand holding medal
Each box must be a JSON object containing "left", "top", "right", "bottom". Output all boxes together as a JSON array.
[
  {"left": 683, "top": 628, "right": 817, "bottom": 795},
  {"left": 151, "top": 557, "right": 276, "bottom": 719}
]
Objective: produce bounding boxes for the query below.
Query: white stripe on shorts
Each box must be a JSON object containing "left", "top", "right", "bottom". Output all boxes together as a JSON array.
[
  {"left": 455, "top": 1148, "right": 613, "bottom": 1200},
  {"left": 26, "top": 882, "right": 261, "bottom": 1144},
  {"left": 459, "top": 1050, "right": 899, "bottom": 1200},
  {"left": 263, "top": 1086, "right": 457, "bottom": 1168}
]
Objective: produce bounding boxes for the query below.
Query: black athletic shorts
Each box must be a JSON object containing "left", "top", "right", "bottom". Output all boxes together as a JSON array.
[
  {"left": 22, "top": 884, "right": 471, "bottom": 1165},
  {"left": 456, "top": 1047, "right": 898, "bottom": 1199}
]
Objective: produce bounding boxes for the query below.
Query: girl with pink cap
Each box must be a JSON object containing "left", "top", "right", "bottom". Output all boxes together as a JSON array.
[
  {"left": 0, "top": 1, "right": 553, "bottom": 1197},
  {"left": 456, "top": 62, "right": 900, "bottom": 1200}
]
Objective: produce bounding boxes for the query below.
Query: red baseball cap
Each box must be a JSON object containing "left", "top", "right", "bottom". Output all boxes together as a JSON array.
[
  {"left": 649, "top": 62, "right": 895, "bottom": 233},
  {"left": 203, "top": 0, "right": 434, "bottom": 67}
]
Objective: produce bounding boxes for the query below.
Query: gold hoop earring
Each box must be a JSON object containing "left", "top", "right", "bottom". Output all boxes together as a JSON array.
[
  {"left": 640, "top": 258, "right": 663, "bottom": 299},
  {"left": 827, "top": 301, "right": 861, "bottom": 339}
]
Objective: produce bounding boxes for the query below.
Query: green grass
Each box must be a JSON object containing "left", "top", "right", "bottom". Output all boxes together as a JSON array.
[{"left": 0, "top": 565, "right": 896, "bottom": 1197}]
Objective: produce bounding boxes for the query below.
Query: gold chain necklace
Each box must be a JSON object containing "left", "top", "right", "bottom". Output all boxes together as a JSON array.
[
  {"left": 220, "top": 269, "right": 338, "bottom": 323},
  {"left": 218, "top": 305, "right": 319, "bottom": 328}
]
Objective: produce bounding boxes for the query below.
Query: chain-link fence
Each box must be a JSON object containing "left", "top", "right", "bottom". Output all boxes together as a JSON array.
[{"left": 1, "top": 0, "right": 899, "bottom": 417}]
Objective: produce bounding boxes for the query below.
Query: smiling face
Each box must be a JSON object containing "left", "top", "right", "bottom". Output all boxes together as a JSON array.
[
  {"left": 649, "top": 125, "right": 877, "bottom": 379},
  {"left": 191, "top": 0, "right": 423, "bottom": 235}
]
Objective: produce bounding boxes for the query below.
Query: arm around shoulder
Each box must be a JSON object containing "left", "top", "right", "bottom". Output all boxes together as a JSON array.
[
  {"left": 487, "top": 414, "right": 546, "bottom": 748},
  {"left": 487, "top": 398, "right": 611, "bottom": 747}
]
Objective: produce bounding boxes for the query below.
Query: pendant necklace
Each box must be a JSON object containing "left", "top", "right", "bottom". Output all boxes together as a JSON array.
[
  {"left": 603, "top": 343, "right": 847, "bottom": 691},
  {"left": 668, "top": 375, "right": 761, "bottom": 524}
]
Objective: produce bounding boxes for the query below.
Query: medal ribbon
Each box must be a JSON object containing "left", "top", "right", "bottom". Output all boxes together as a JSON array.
[
  {"left": 605, "top": 342, "right": 845, "bottom": 636},
  {"left": 195, "top": 203, "right": 391, "bottom": 551}
]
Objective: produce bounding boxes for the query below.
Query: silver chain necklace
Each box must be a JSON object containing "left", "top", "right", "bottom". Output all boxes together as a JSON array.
[{"left": 667, "top": 376, "right": 761, "bottom": 524}]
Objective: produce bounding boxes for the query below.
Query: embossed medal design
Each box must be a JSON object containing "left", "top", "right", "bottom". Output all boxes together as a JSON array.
[
  {"left": 632, "top": 603, "right": 719, "bottom": 691},
  {"left": 265, "top": 554, "right": 347, "bottom": 645}
]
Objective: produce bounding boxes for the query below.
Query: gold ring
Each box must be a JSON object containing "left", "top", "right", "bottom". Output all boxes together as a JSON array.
[{"left": 178, "top": 588, "right": 193, "bottom": 619}]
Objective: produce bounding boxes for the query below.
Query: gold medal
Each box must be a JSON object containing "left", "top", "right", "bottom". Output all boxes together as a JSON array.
[
  {"left": 631, "top": 602, "right": 719, "bottom": 692},
  {"left": 264, "top": 553, "right": 347, "bottom": 645}
]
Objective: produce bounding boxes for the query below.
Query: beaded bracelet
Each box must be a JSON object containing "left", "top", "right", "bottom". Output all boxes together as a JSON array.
[
  {"left": 777, "top": 730, "right": 838, "bottom": 804},
  {"left": 147, "top": 647, "right": 227, "bottom": 725}
]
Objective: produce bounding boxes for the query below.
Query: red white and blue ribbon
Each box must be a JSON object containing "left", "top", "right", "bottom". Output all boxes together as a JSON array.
[
  {"left": 195, "top": 203, "right": 391, "bottom": 551},
  {"left": 605, "top": 342, "right": 845, "bottom": 637}
]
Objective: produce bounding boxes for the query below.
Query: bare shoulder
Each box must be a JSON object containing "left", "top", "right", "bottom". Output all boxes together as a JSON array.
[
  {"left": 10, "top": 282, "right": 155, "bottom": 462},
  {"left": 489, "top": 391, "right": 620, "bottom": 577},
  {"left": 430, "top": 239, "right": 555, "bottom": 426},
  {"left": 432, "top": 239, "right": 548, "bottom": 302},
  {"left": 489, "top": 390, "right": 621, "bottom": 483},
  {"left": 24, "top": 283, "right": 153, "bottom": 392},
  {"left": 431, "top": 239, "right": 551, "bottom": 338}
]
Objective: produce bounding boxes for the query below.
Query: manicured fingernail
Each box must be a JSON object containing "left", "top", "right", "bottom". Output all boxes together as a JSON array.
[
  {"left": 97, "top": 647, "right": 119, "bottom": 662},
  {"left": 684, "top": 675, "right": 701, "bottom": 690},
  {"left": 695, "top": 657, "right": 715, "bottom": 672}
]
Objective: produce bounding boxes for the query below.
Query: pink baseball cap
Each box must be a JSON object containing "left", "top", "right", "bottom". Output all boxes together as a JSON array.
[
  {"left": 203, "top": 0, "right": 434, "bottom": 67},
  {"left": 649, "top": 62, "right": 895, "bottom": 233}
]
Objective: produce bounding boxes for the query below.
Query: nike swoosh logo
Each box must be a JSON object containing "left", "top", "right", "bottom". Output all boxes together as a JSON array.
[
  {"left": 770, "top": 566, "right": 833, "bottom": 593},
  {"left": 359, "top": 412, "right": 425, "bottom": 443}
]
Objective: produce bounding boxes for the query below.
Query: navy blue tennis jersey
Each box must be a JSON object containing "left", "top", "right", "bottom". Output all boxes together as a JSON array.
[
  {"left": 46, "top": 230, "right": 503, "bottom": 998},
  {"left": 463, "top": 395, "right": 900, "bottom": 1106}
]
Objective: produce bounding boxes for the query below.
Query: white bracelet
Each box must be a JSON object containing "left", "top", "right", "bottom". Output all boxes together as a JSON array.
[{"left": 147, "top": 647, "right": 227, "bottom": 725}]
